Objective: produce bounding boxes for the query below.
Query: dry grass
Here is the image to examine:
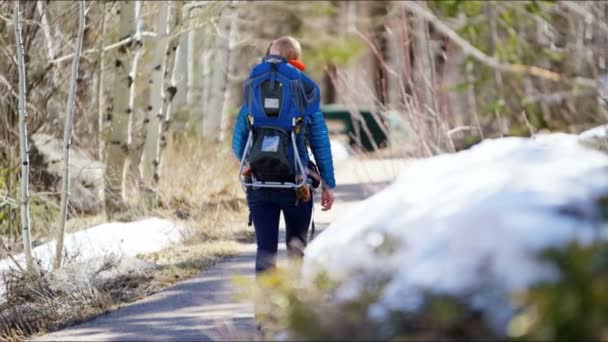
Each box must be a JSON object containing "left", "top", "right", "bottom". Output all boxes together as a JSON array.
[
  {"left": 142, "top": 134, "right": 254, "bottom": 278},
  {"left": 158, "top": 135, "right": 245, "bottom": 212},
  {"left": 1, "top": 264, "right": 120, "bottom": 340},
  {"left": 0, "top": 136, "right": 255, "bottom": 340}
]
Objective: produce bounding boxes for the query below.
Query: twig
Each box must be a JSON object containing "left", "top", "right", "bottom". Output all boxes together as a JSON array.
[
  {"left": 521, "top": 111, "right": 536, "bottom": 137},
  {"left": 0, "top": 238, "right": 25, "bottom": 273},
  {"left": 0, "top": 192, "right": 18, "bottom": 208}
]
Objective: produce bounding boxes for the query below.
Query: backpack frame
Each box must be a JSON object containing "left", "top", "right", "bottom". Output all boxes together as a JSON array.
[{"left": 238, "top": 56, "right": 309, "bottom": 190}]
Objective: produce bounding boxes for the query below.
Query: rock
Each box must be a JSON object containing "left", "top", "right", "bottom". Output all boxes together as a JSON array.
[{"left": 29, "top": 133, "right": 105, "bottom": 214}]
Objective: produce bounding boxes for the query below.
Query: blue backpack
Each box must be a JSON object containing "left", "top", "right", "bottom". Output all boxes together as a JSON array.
[{"left": 239, "top": 55, "right": 317, "bottom": 189}]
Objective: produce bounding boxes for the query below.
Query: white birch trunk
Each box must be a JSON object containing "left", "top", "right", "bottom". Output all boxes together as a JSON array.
[
  {"left": 142, "top": 0, "right": 170, "bottom": 207},
  {"left": 54, "top": 1, "right": 86, "bottom": 270},
  {"left": 14, "top": 0, "right": 34, "bottom": 271},
  {"left": 203, "top": 1, "right": 235, "bottom": 140},
  {"left": 104, "top": 0, "right": 138, "bottom": 216}
]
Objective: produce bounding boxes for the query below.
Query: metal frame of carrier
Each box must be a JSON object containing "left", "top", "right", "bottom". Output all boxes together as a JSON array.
[{"left": 239, "top": 118, "right": 308, "bottom": 190}]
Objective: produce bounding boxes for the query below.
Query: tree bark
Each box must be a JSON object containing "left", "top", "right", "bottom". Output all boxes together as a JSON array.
[
  {"left": 186, "top": 28, "right": 195, "bottom": 107},
  {"left": 203, "top": 1, "right": 235, "bottom": 139},
  {"left": 199, "top": 27, "right": 214, "bottom": 137},
  {"left": 412, "top": 3, "right": 434, "bottom": 117},
  {"left": 55, "top": 1, "right": 86, "bottom": 270},
  {"left": 104, "top": 0, "right": 139, "bottom": 216},
  {"left": 142, "top": 0, "right": 183, "bottom": 206},
  {"left": 142, "top": 0, "right": 170, "bottom": 208},
  {"left": 14, "top": 0, "right": 34, "bottom": 271},
  {"left": 94, "top": 1, "right": 108, "bottom": 161},
  {"left": 218, "top": 1, "right": 239, "bottom": 142},
  {"left": 173, "top": 20, "right": 189, "bottom": 112},
  {"left": 156, "top": 0, "right": 184, "bottom": 172},
  {"left": 370, "top": 0, "right": 389, "bottom": 106},
  {"left": 171, "top": 5, "right": 190, "bottom": 135}
]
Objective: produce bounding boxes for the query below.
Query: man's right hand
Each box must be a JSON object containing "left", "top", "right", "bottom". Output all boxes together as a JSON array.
[{"left": 321, "top": 188, "right": 335, "bottom": 211}]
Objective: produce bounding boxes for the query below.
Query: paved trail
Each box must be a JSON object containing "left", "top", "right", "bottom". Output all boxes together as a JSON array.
[{"left": 39, "top": 158, "right": 408, "bottom": 341}]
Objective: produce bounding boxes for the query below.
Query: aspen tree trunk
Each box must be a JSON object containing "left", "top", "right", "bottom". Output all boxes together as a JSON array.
[
  {"left": 174, "top": 19, "right": 189, "bottom": 109},
  {"left": 94, "top": 1, "right": 108, "bottom": 161},
  {"left": 123, "top": 1, "right": 145, "bottom": 202},
  {"left": 142, "top": 0, "right": 183, "bottom": 206},
  {"left": 369, "top": 0, "right": 389, "bottom": 106},
  {"left": 386, "top": 2, "right": 405, "bottom": 110},
  {"left": 35, "top": 1, "right": 56, "bottom": 83},
  {"left": 104, "top": 0, "right": 139, "bottom": 216},
  {"left": 54, "top": 1, "right": 86, "bottom": 270},
  {"left": 142, "top": 0, "right": 170, "bottom": 207},
  {"left": 171, "top": 26, "right": 189, "bottom": 134},
  {"left": 203, "top": 1, "right": 235, "bottom": 139},
  {"left": 411, "top": 3, "right": 436, "bottom": 149},
  {"left": 218, "top": 1, "right": 239, "bottom": 142},
  {"left": 14, "top": 0, "right": 34, "bottom": 271},
  {"left": 155, "top": 0, "right": 184, "bottom": 179},
  {"left": 199, "top": 28, "right": 214, "bottom": 137},
  {"left": 186, "top": 28, "right": 195, "bottom": 107},
  {"left": 412, "top": 6, "right": 434, "bottom": 117}
]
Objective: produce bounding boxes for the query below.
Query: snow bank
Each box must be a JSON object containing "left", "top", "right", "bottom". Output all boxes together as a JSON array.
[
  {"left": 579, "top": 124, "right": 608, "bottom": 140},
  {"left": 0, "top": 218, "right": 183, "bottom": 295},
  {"left": 303, "top": 134, "right": 608, "bottom": 334}
]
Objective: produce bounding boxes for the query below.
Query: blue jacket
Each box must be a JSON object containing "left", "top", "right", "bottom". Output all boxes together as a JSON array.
[{"left": 232, "top": 68, "right": 336, "bottom": 189}]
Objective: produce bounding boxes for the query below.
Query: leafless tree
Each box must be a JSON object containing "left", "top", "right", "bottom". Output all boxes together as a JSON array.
[
  {"left": 13, "top": 0, "right": 34, "bottom": 270},
  {"left": 55, "top": 0, "right": 86, "bottom": 270}
]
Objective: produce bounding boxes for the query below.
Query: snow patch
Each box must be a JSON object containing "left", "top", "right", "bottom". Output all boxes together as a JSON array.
[
  {"left": 579, "top": 125, "right": 608, "bottom": 140},
  {"left": 303, "top": 135, "right": 608, "bottom": 334},
  {"left": 0, "top": 218, "right": 183, "bottom": 297}
]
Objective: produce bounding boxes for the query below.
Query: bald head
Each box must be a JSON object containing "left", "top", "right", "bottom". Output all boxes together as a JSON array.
[{"left": 268, "top": 36, "right": 302, "bottom": 60}]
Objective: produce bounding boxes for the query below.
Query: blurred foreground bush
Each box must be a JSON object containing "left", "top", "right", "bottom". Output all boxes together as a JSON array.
[{"left": 251, "top": 240, "right": 608, "bottom": 341}]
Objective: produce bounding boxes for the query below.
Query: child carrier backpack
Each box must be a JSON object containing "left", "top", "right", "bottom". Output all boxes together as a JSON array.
[{"left": 238, "top": 55, "right": 312, "bottom": 189}]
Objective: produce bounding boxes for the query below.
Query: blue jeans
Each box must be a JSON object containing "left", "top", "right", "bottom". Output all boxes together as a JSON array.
[{"left": 246, "top": 188, "right": 313, "bottom": 273}]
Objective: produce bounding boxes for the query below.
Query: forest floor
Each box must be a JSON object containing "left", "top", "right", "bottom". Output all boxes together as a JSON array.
[{"left": 35, "top": 157, "right": 410, "bottom": 341}]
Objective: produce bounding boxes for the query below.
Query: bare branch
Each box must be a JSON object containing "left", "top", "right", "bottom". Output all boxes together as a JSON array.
[
  {"left": 400, "top": 1, "right": 600, "bottom": 89},
  {"left": 50, "top": 31, "right": 157, "bottom": 65}
]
